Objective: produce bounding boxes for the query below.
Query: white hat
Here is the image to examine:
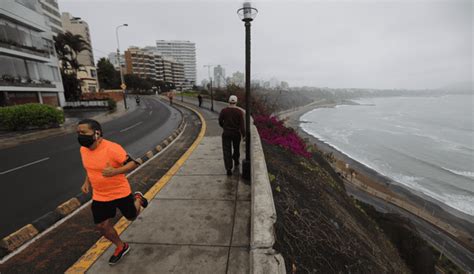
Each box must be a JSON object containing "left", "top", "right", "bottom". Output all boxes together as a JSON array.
[{"left": 229, "top": 95, "right": 238, "bottom": 104}]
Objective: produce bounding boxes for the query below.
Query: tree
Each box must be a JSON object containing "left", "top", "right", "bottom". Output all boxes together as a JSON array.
[
  {"left": 97, "top": 58, "right": 120, "bottom": 89},
  {"left": 124, "top": 75, "right": 156, "bottom": 92},
  {"left": 54, "top": 31, "right": 90, "bottom": 100}
]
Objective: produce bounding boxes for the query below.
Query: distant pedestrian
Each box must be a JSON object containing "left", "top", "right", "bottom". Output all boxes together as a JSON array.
[
  {"left": 219, "top": 95, "right": 245, "bottom": 176},
  {"left": 197, "top": 93, "right": 203, "bottom": 107},
  {"left": 77, "top": 119, "right": 148, "bottom": 265},
  {"left": 167, "top": 91, "right": 174, "bottom": 105}
]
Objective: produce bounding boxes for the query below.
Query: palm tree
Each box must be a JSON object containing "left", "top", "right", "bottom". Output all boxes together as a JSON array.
[{"left": 54, "top": 31, "right": 90, "bottom": 100}]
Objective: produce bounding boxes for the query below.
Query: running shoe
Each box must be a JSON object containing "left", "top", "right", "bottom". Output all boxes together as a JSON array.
[{"left": 109, "top": 243, "right": 130, "bottom": 265}]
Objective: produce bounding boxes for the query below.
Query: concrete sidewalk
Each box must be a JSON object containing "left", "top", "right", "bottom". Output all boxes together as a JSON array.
[{"left": 87, "top": 104, "right": 251, "bottom": 273}]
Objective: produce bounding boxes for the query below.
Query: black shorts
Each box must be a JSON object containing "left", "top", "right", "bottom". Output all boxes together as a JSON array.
[{"left": 91, "top": 194, "right": 137, "bottom": 224}]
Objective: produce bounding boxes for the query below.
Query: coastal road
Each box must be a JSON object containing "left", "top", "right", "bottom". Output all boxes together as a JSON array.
[
  {"left": 0, "top": 96, "right": 181, "bottom": 239},
  {"left": 345, "top": 183, "right": 474, "bottom": 272}
]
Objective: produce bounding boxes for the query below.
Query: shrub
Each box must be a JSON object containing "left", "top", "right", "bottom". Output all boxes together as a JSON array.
[
  {"left": 254, "top": 115, "right": 311, "bottom": 158},
  {"left": 0, "top": 103, "right": 64, "bottom": 130},
  {"left": 107, "top": 98, "right": 117, "bottom": 111}
]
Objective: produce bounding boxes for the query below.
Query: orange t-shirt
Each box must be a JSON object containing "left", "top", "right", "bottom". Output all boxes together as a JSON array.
[{"left": 80, "top": 139, "right": 132, "bottom": 202}]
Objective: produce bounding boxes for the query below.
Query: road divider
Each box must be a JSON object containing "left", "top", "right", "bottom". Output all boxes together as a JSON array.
[{"left": 0, "top": 101, "right": 187, "bottom": 262}]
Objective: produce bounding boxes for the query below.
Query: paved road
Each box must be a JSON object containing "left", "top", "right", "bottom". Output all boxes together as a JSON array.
[
  {"left": 0, "top": 96, "right": 181, "bottom": 239},
  {"left": 345, "top": 183, "right": 474, "bottom": 272}
]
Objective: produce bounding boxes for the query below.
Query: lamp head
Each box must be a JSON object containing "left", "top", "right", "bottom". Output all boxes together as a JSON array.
[{"left": 237, "top": 2, "right": 258, "bottom": 22}]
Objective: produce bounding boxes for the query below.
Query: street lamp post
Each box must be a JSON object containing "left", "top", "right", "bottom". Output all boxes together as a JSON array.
[
  {"left": 210, "top": 78, "right": 214, "bottom": 111},
  {"left": 116, "top": 24, "right": 128, "bottom": 109},
  {"left": 238, "top": 2, "right": 258, "bottom": 181},
  {"left": 203, "top": 65, "right": 215, "bottom": 112}
]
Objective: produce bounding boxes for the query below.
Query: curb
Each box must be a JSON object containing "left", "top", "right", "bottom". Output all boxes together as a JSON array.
[
  {"left": 249, "top": 118, "right": 286, "bottom": 273},
  {"left": 0, "top": 100, "right": 187, "bottom": 260},
  {"left": 65, "top": 100, "right": 206, "bottom": 273}
]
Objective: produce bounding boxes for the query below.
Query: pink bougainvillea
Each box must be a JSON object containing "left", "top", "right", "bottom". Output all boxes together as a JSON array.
[{"left": 254, "top": 115, "right": 311, "bottom": 158}]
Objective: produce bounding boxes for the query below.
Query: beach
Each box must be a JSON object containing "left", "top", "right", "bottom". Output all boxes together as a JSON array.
[{"left": 280, "top": 99, "right": 474, "bottom": 245}]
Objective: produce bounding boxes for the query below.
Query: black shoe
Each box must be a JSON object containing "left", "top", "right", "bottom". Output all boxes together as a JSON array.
[
  {"left": 109, "top": 243, "right": 130, "bottom": 265},
  {"left": 234, "top": 160, "right": 240, "bottom": 167},
  {"left": 134, "top": 191, "right": 148, "bottom": 208},
  {"left": 227, "top": 169, "right": 232, "bottom": 176}
]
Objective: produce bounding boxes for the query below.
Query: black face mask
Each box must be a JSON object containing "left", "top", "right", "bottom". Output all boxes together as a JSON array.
[{"left": 78, "top": 134, "right": 96, "bottom": 148}]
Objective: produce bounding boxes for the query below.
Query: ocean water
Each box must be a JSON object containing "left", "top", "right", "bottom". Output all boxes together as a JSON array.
[{"left": 300, "top": 95, "right": 474, "bottom": 217}]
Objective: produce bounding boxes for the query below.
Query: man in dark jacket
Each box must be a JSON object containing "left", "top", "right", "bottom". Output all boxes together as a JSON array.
[
  {"left": 197, "top": 94, "right": 203, "bottom": 107},
  {"left": 218, "top": 95, "right": 245, "bottom": 176}
]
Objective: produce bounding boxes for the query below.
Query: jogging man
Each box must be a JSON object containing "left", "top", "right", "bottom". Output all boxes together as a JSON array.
[
  {"left": 77, "top": 119, "right": 148, "bottom": 265},
  {"left": 218, "top": 95, "right": 245, "bottom": 176}
]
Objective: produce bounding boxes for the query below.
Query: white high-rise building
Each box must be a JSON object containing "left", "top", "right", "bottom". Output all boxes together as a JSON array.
[
  {"left": 108, "top": 52, "right": 124, "bottom": 70},
  {"left": 213, "top": 65, "right": 226, "bottom": 88},
  {"left": 39, "top": 0, "right": 63, "bottom": 35},
  {"left": 155, "top": 40, "right": 196, "bottom": 90},
  {"left": 0, "top": 0, "right": 65, "bottom": 106}
]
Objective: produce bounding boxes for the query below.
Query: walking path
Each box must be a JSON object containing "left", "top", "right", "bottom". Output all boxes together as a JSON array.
[{"left": 75, "top": 102, "right": 251, "bottom": 273}]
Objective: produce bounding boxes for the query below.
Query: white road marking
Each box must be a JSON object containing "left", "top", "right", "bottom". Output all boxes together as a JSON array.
[
  {"left": 149, "top": 110, "right": 153, "bottom": 116},
  {"left": 0, "top": 157, "right": 50, "bottom": 175},
  {"left": 120, "top": 121, "right": 143, "bottom": 132}
]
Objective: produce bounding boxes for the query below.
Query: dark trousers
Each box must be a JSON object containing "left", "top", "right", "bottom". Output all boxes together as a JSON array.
[
  {"left": 198, "top": 99, "right": 202, "bottom": 107},
  {"left": 222, "top": 131, "right": 241, "bottom": 171}
]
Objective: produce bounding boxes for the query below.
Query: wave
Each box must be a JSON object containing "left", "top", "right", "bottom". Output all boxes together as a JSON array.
[
  {"left": 442, "top": 168, "right": 474, "bottom": 180},
  {"left": 301, "top": 125, "right": 474, "bottom": 216}
]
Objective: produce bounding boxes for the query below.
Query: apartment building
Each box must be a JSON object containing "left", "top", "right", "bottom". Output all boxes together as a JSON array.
[
  {"left": 155, "top": 40, "right": 196, "bottom": 89},
  {"left": 0, "top": 0, "right": 65, "bottom": 106},
  {"left": 39, "top": 0, "right": 63, "bottom": 36},
  {"left": 124, "top": 47, "right": 185, "bottom": 89},
  {"left": 124, "top": 47, "right": 156, "bottom": 80},
  {"left": 61, "top": 12, "right": 99, "bottom": 93}
]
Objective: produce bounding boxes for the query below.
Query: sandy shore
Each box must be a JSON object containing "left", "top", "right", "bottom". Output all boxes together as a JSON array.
[{"left": 280, "top": 100, "right": 474, "bottom": 238}]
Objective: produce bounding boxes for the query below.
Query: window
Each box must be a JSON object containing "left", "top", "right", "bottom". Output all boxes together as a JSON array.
[
  {"left": 0, "top": 19, "right": 46, "bottom": 52},
  {"left": 26, "top": 61, "right": 40, "bottom": 80},
  {"left": 50, "top": 66, "right": 60, "bottom": 81},
  {"left": 38, "top": 63, "right": 53, "bottom": 81},
  {"left": 0, "top": 55, "right": 15, "bottom": 76},
  {"left": 3, "top": 21, "right": 19, "bottom": 45},
  {"left": 15, "top": 0, "right": 40, "bottom": 12},
  {"left": 0, "top": 20, "right": 8, "bottom": 42},
  {"left": 12, "top": 58, "right": 28, "bottom": 78},
  {"left": 16, "top": 25, "right": 33, "bottom": 47},
  {"left": 39, "top": 2, "right": 61, "bottom": 17},
  {"left": 44, "top": 0, "right": 59, "bottom": 9},
  {"left": 90, "top": 69, "right": 97, "bottom": 78},
  {"left": 43, "top": 39, "right": 54, "bottom": 55}
]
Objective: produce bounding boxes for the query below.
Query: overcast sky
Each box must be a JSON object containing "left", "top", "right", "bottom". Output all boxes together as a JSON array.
[{"left": 59, "top": 0, "right": 472, "bottom": 89}]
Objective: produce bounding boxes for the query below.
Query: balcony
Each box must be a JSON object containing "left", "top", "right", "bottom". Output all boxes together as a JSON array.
[
  {"left": 0, "top": 75, "right": 55, "bottom": 88},
  {"left": 0, "top": 39, "right": 50, "bottom": 58}
]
